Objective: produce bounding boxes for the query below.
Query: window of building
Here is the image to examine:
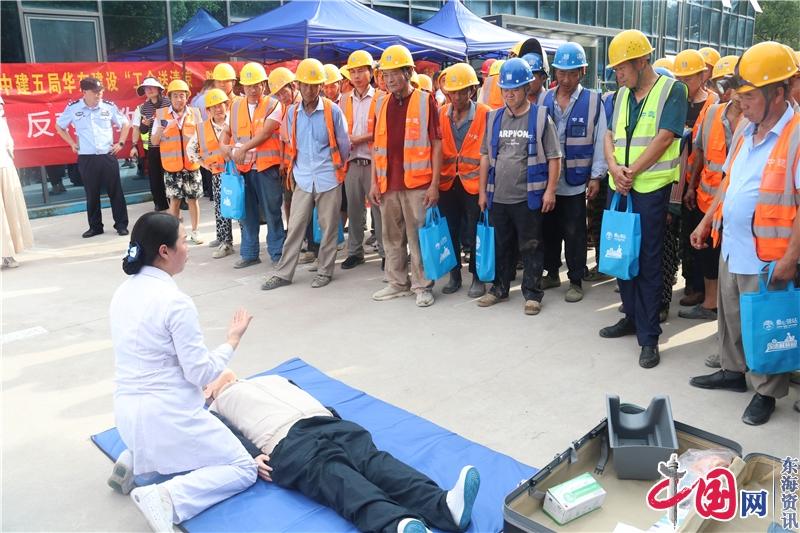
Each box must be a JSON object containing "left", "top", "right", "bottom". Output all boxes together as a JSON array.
[
  {"left": 622, "top": 0, "right": 633, "bottom": 28},
  {"left": 412, "top": 1, "right": 442, "bottom": 7},
  {"left": 596, "top": 0, "right": 607, "bottom": 26},
  {"left": 464, "top": 0, "right": 489, "bottom": 16},
  {"left": 410, "top": 8, "right": 435, "bottom": 24},
  {"left": 607, "top": 0, "right": 623, "bottom": 28},
  {"left": 737, "top": 15, "right": 746, "bottom": 46},
  {"left": 539, "top": 0, "right": 558, "bottom": 20},
  {"left": 709, "top": 9, "right": 721, "bottom": 45},
  {"left": 745, "top": 18, "right": 753, "bottom": 47},
  {"left": 665, "top": 0, "right": 679, "bottom": 38},
  {"left": 560, "top": 0, "right": 577, "bottom": 23},
  {"left": 492, "top": 1, "right": 515, "bottom": 15},
  {"left": 664, "top": 38, "right": 678, "bottom": 54},
  {"left": 689, "top": 4, "right": 701, "bottom": 41},
  {"left": 230, "top": 1, "right": 280, "bottom": 20},
  {"left": 102, "top": 1, "right": 168, "bottom": 57},
  {"left": 640, "top": 1, "right": 653, "bottom": 34},
  {"left": 26, "top": 15, "right": 101, "bottom": 61},
  {"left": 21, "top": 1, "right": 97, "bottom": 11},
  {"left": 578, "top": 0, "right": 595, "bottom": 25},
  {"left": 1, "top": 1, "right": 25, "bottom": 63},
  {"left": 516, "top": 1, "right": 537, "bottom": 17},
  {"left": 372, "top": 4, "right": 409, "bottom": 22}
]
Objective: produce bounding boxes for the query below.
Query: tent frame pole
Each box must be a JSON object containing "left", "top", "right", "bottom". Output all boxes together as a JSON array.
[{"left": 166, "top": 0, "right": 175, "bottom": 62}]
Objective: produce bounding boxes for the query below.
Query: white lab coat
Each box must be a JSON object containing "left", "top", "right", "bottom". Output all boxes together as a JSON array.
[{"left": 110, "top": 266, "right": 245, "bottom": 475}]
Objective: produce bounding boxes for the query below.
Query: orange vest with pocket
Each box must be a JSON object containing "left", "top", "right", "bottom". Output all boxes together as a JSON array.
[
  {"left": 158, "top": 107, "right": 202, "bottom": 173},
  {"left": 197, "top": 118, "right": 226, "bottom": 175},
  {"left": 286, "top": 97, "right": 346, "bottom": 183},
  {"left": 439, "top": 102, "right": 489, "bottom": 194},
  {"left": 230, "top": 95, "right": 281, "bottom": 173},
  {"left": 696, "top": 103, "right": 732, "bottom": 213}
]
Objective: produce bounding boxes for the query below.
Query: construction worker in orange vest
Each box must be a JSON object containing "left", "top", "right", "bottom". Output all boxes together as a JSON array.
[
  {"left": 219, "top": 62, "right": 285, "bottom": 270},
  {"left": 369, "top": 44, "right": 443, "bottom": 308},
  {"left": 262, "top": 58, "right": 350, "bottom": 292},
  {"left": 671, "top": 49, "right": 719, "bottom": 318},
  {"left": 212, "top": 63, "right": 237, "bottom": 102},
  {"left": 322, "top": 64, "right": 343, "bottom": 105},
  {"left": 340, "top": 50, "right": 385, "bottom": 271},
  {"left": 690, "top": 42, "right": 800, "bottom": 426},
  {"left": 698, "top": 47, "right": 721, "bottom": 94},
  {"left": 682, "top": 56, "right": 742, "bottom": 332},
  {"left": 437, "top": 63, "right": 490, "bottom": 298},
  {"left": 196, "top": 88, "right": 236, "bottom": 260},
  {"left": 150, "top": 79, "right": 204, "bottom": 245},
  {"left": 477, "top": 59, "right": 504, "bottom": 109}
]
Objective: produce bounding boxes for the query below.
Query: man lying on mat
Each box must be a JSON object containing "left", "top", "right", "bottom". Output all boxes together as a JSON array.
[{"left": 204, "top": 369, "right": 481, "bottom": 533}]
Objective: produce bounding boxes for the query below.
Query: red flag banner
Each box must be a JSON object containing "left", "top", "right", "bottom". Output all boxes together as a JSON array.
[{"left": 0, "top": 61, "right": 295, "bottom": 168}]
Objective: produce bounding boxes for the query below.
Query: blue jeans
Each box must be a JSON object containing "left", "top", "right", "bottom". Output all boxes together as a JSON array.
[{"left": 240, "top": 166, "right": 285, "bottom": 262}]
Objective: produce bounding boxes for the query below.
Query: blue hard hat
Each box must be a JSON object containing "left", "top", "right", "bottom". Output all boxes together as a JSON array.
[
  {"left": 521, "top": 53, "right": 546, "bottom": 74},
  {"left": 654, "top": 66, "right": 675, "bottom": 79},
  {"left": 552, "top": 42, "right": 588, "bottom": 70},
  {"left": 498, "top": 57, "right": 534, "bottom": 89}
]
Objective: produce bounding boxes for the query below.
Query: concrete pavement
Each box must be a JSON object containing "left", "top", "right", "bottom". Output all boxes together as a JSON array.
[{"left": 2, "top": 200, "right": 798, "bottom": 531}]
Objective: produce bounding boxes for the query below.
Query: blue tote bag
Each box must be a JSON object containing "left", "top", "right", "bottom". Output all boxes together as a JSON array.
[
  {"left": 418, "top": 206, "right": 457, "bottom": 280},
  {"left": 312, "top": 207, "right": 345, "bottom": 244},
  {"left": 475, "top": 210, "right": 495, "bottom": 282},
  {"left": 740, "top": 262, "right": 800, "bottom": 375},
  {"left": 598, "top": 192, "right": 641, "bottom": 280},
  {"left": 219, "top": 161, "right": 245, "bottom": 220}
]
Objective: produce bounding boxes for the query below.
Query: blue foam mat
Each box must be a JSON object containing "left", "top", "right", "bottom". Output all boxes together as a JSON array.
[{"left": 92, "top": 358, "right": 537, "bottom": 532}]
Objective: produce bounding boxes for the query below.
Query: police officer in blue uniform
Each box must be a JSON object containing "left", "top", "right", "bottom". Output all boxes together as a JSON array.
[{"left": 56, "top": 77, "right": 131, "bottom": 237}]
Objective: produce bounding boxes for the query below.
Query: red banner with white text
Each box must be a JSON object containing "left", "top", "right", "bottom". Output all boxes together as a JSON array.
[{"left": 0, "top": 61, "right": 295, "bottom": 168}]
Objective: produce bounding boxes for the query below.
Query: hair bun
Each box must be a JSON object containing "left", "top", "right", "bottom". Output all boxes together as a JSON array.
[{"left": 122, "top": 241, "right": 144, "bottom": 275}]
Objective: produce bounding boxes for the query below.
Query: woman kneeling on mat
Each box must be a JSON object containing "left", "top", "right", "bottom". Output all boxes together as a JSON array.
[
  {"left": 204, "top": 370, "right": 482, "bottom": 533},
  {"left": 108, "top": 211, "right": 256, "bottom": 532}
]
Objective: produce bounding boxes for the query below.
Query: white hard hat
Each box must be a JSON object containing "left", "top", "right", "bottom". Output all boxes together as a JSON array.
[{"left": 137, "top": 77, "right": 165, "bottom": 96}]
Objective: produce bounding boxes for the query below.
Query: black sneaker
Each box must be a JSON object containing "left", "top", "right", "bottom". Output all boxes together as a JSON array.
[
  {"left": 341, "top": 255, "right": 365, "bottom": 270},
  {"left": 599, "top": 318, "right": 636, "bottom": 338}
]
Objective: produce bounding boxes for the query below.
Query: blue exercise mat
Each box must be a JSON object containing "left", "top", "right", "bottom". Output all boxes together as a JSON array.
[{"left": 92, "top": 358, "right": 537, "bottom": 532}]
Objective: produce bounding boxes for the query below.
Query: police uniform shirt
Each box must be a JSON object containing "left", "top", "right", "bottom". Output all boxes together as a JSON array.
[{"left": 57, "top": 98, "right": 129, "bottom": 155}]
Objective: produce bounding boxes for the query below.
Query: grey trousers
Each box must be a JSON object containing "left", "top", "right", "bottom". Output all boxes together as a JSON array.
[
  {"left": 380, "top": 188, "right": 433, "bottom": 293},
  {"left": 274, "top": 185, "right": 342, "bottom": 281},
  {"left": 718, "top": 257, "right": 791, "bottom": 398},
  {"left": 345, "top": 161, "right": 383, "bottom": 258}
]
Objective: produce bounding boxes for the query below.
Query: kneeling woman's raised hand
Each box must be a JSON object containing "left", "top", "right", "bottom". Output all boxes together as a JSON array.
[{"left": 226, "top": 308, "right": 253, "bottom": 350}]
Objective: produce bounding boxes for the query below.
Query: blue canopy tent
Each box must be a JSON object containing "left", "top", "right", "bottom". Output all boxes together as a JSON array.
[
  {"left": 419, "top": 0, "right": 564, "bottom": 57},
  {"left": 180, "top": 0, "right": 467, "bottom": 63},
  {"left": 111, "top": 9, "right": 223, "bottom": 61}
]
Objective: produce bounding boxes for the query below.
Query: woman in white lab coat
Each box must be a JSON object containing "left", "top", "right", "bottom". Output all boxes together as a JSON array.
[{"left": 109, "top": 211, "right": 256, "bottom": 532}]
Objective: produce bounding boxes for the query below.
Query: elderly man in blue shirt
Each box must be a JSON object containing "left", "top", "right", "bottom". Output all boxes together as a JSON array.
[
  {"left": 539, "top": 43, "right": 608, "bottom": 303},
  {"left": 56, "top": 77, "right": 131, "bottom": 238},
  {"left": 262, "top": 58, "right": 350, "bottom": 291}
]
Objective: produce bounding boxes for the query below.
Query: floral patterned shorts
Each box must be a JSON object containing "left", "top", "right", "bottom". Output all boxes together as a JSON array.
[{"left": 164, "top": 170, "right": 202, "bottom": 199}]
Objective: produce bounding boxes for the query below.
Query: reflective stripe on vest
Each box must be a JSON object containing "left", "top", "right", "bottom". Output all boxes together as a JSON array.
[
  {"left": 372, "top": 88, "right": 432, "bottom": 193},
  {"left": 486, "top": 105, "right": 549, "bottom": 210},
  {"left": 367, "top": 90, "right": 387, "bottom": 136},
  {"left": 439, "top": 102, "right": 489, "bottom": 194},
  {"left": 478, "top": 75, "right": 504, "bottom": 110},
  {"left": 684, "top": 92, "right": 719, "bottom": 187},
  {"left": 711, "top": 112, "right": 800, "bottom": 257},
  {"left": 287, "top": 97, "right": 346, "bottom": 183},
  {"left": 696, "top": 102, "right": 730, "bottom": 213},
  {"left": 612, "top": 76, "right": 682, "bottom": 193},
  {"left": 230, "top": 95, "right": 281, "bottom": 173},
  {"left": 159, "top": 107, "right": 201, "bottom": 173},
  {"left": 197, "top": 118, "right": 226, "bottom": 175},
  {"left": 543, "top": 87, "right": 601, "bottom": 186}
]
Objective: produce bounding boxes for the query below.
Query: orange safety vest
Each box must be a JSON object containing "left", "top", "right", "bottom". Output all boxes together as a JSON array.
[
  {"left": 229, "top": 95, "right": 281, "bottom": 173},
  {"left": 157, "top": 107, "right": 202, "bottom": 173},
  {"left": 685, "top": 92, "right": 718, "bottom": 185},
  {"left": 286, "top": 97, "right": 346, "bottom": 183},
  {"left": 367, "top": 89, "right": 387, "bottom": 137},
  {"left": 196, "top": 117, "right": 226, "bottom": 175},
  {"left": 373, "top": 88, "right": 433, "bottom": 193},
  {"left": 478, "top": 75, "right": 504, "bottom": 110},
  {"left": 438, "top": 102, "right": 489, "bottom": 194},
  {"left": 696, "top": 102, "right": 735, "bottom": 213},
  {"left": 711, "top": 112, "right": 800, "bottom": 259}
]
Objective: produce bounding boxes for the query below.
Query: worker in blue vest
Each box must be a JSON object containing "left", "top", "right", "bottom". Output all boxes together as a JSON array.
[
  {"left": 521, "top": 53, "right": 548, "bottom": 106},
  {"left": 540, "top": 42, "right": 608, "bottom": 303},
  {"left": 598, "top": 31, "right": 688, "bottom": 369}
]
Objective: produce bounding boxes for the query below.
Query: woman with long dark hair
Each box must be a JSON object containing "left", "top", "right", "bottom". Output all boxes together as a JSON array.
[{"left": 109, "top": 211, "right": 256, "bottom": 532}]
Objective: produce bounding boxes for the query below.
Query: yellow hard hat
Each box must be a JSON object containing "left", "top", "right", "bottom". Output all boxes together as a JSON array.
[
  {"left": 212, "top": 63, "right": 236, "bottom": 81},
  {"left": 204, "top": 88, "right": 229, "bottom": 108},
  {"left": 698, "top": 47, "right": 721, "bottom": 68},
  {"left": 509, "top": 40, "right": 524, "bottom": 57},
  {"left": 379, "top": 44, "right": 414, "bottom": 70},
  {"left": 735, "top": 41, "right": 799, "bottom": 93},
  {"left": 417, "top": 74, "right": 433, "bottom": 92},
  {"left": 672, "top": 49, "right": 707, "bottom": 77},
  {"left": 347, "top": 50, "right": 374, "bottom": 70},
  {"left": 607, "top": 29, "right": 654, "bottom": 68},
  {"left": 323, "top": 64, "right": 343, "bottom": 85},
  {"left": 295, "top": 58, "right": 326, "bottom": 85},
  {"left": 652, "top": 58, "right": 674, "bottom": 71},
  {"left": 340, "top": 65, "right": 351, "bottom": 81},
  {"left": 489, "top": 59, "right": 505, "bottom": 77},
  {"left": 166, "top": 79, "right": 190, "bottom": 94},
  {"left": 409, "top": 72, "right": 420, "bottom": 88},
  {"left": 711, "top": 55, "right": 739, "bottom": 80},
  {"left": 268, "top": 67, "right": 296, "bottom": 95},
  {"left": 782, "top": 45, "right": 800, "bottom": 70},
  {"left": 239, "top": 62, "right": 268, "bottom": 86},
  {"left": 442, "top": 63, "right": 479, "bottom": 92}
]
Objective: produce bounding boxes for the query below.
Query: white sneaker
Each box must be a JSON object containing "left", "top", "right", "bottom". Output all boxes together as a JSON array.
[
  {"left": 308, "top": 259, "right": 320, "bottom": 272},
  {"left": 446, "top": 466, "right": 481, "bottom": 530},
  {"left": 130, "top": 484, "right": 175, "bottom": 532},
  {"left": 372, "top": 285, "right": 413, "bottom": 301},
  {"left": 397, "top": 517, "right": 431, "bottom": 533},
  {"left": 2, "top": 257, "right": 19, "bottom": 268},
  {"left": 189, "top": 230, "right": 203, "bottom": 245},
  {"left": 212, "top": 243, "right": 234, "bottom": 259},
  {"left": 416, "top": 290, "right": 434, "bottom": 307},
  {"left": 107, "top": 449, "right": 135, "bottom": 494}
]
